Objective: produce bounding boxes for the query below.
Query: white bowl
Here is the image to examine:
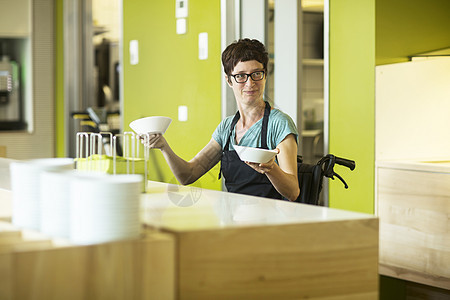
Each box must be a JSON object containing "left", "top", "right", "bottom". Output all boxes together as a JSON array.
[
  {"left": 233, "top": 145, "right": 278, "bottom": 164},
  {"left": 129, "top": 116, "right": 172, "bottom": 135},
  {"left": 70, "top": 173, "right": 142, "bottom": 245},
  {"left": 10, "top": 158, "right": 75, "bottom": 230}
]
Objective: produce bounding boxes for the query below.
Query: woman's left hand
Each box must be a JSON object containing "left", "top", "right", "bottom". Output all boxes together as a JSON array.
[
  {"left": 245, "top": 148, "right": 280, "bottom": 175},
  {"left": 140, "top": 133, "right": 168, "bottom": 150}
]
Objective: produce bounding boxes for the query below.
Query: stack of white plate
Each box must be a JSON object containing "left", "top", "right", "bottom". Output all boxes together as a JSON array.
[
  {"left": 69, "top": 173, "right": 142, "bottom": 245},
  {"left": 10, "top": 158, "right": 75, "bottom": 230},
  {"left": 40, "top": 170, "right": 74, "bottom": 238}
]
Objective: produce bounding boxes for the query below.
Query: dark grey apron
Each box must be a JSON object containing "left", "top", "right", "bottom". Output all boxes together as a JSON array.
[{"left": 219, "top": 101, "right": 282, "bottom": 199}]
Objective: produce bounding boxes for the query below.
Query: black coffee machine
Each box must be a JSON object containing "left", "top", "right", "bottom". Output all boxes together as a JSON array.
[{"left": 0, "top": 41, "right": 25, "bottom": 130}]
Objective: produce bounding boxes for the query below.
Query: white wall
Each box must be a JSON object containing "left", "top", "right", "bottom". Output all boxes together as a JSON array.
[
  {"left": 273, "top": 0, "right": 301, "bottom": 127},
  {"left": 240, "top": 0, "right": 267, "bottom": 43},
  {"left": 376, "top": 57, "right": 450, "bottom": 161}
]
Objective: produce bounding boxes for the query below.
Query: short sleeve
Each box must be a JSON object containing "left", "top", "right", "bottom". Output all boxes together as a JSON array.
[
  {"left": 212, "top": 116, "right": 234, "bottom": 149},
  {"left": 267, "top": 110, "right": 298, "bottom": 149}
]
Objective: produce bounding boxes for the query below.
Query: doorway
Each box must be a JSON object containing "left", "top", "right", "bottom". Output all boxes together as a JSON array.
[
  {"left": 64, "top": 0, "right": 122, "bottom": 158},
  {"left": 267, "top": 0, "right": 325, "bottom": 165}
]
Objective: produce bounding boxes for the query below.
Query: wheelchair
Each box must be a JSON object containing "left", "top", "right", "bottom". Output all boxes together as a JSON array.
[{"left": 296, "top": 154, "right": 356, "bottom": 205}]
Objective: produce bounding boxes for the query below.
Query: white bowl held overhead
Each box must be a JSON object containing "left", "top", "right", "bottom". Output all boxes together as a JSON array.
[
  {"left": 233, "top": 145, "right": 278, "bottom": 164},
  {"left": 129, "top": 116, "right": 172, "bottom": 136}
]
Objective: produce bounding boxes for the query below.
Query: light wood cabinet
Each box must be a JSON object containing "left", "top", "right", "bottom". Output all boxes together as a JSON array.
[{"left": 376, "top": 162, "right": 450, "bottom": 290}]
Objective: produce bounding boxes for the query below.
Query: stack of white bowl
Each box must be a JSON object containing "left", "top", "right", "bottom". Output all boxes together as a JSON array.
[
  {"left": 10, "top": 158, "right": 143, "bottom": 245},
  {"left": 40, "top": 170, "right": 74, "bottom": 238},
  {"left": 69, "top": 173, "right": 142, "bottom": 245},
  {"left": 10, "top": 158, "right": 75, "bottom": 230}
]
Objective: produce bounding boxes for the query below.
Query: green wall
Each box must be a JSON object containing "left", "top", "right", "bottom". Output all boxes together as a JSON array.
[
  {"left": 122, "top": 0, "right": 222, "bottom": 190},
  {"left": 328, "top": 0, "right": 376, "bottom": 213},
  {"left": 328, "top": 0, "right": 450, "bottom": 214},
  {"left": 55, "top": 0, "right": 64, "bottom": 157},
  {"left": 376, "top": 0, "right": 450, "bottom": 65}
]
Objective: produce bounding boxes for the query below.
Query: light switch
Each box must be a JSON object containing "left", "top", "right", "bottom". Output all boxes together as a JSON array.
[
  {"left": 176, "top": 18, "right": 187, "bottom": 34},
  {"left": 129, "top": 40, "right": 139, "bottom": 65},
  {"left": 198, "top": 32, "right": 208, "bottom": 60},
  {"left": 178, "top": 105, "right": 188, "bottom": 122},
  {"left": 175, "top": 0, "right": 188, "bottom": 18}
]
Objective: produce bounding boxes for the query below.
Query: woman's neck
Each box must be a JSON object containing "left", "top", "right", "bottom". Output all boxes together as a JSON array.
[{"left": 237, "top": 100, "right": 265, "bottom": 129}]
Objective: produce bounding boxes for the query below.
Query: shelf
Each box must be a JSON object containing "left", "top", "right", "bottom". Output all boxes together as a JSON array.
[
  {"left": 303, "top": 58, "right": 324, "bottom": 66},
  {"left": 302, "top": 6, "right": 324, "bottom": 13},
  {"left": 268, "top": 0, "right": 324, "bottom": 12}
]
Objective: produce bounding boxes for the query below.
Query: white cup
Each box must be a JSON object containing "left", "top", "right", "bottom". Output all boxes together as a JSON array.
[{"left": 10, "top": 158, "right": 74, "bottom": 230}]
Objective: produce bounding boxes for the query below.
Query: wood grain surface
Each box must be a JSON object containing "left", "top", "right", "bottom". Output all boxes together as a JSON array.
[
  {"left": 377, "top": 167, "right": 450, "bottom": 290},
  {"left": 0, "top": 225, "right": 175, "bottom": 300},
  {"left": 169, "top": 218, "right": 379, "bottom": 300}
]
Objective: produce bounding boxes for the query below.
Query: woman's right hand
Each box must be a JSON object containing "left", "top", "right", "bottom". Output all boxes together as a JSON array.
[{"left": 140, "top": 133, "right": 167, "bottom": 150}]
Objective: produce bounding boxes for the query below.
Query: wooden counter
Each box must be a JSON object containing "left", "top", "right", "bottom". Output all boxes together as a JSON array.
[
  {"left": 0, "top": 220, "right": 175, "bottom": 300},
  {"left": 1, "top": 176, "right": 378, "bottom": 299},
  {"left": 142, "top": 181, "right": 379, "bottom": 299},
  {"left": 376, "top": 160, "right": 450, "bottom": 290}
]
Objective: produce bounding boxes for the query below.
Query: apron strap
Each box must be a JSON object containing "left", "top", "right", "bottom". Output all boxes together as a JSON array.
[
  {"left": 219, "top": 110, "right": 241, "bottom": 179},
  {"left": 223, "top": 110, "right": 241, "bottom": 153},
  {"left": 260, "top": 101, "right": 271, "bottom": 149}
]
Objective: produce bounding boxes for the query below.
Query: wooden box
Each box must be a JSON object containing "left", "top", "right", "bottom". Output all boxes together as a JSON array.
[{"left": 0, "top": 222, "right": 175, "bottom": 300}]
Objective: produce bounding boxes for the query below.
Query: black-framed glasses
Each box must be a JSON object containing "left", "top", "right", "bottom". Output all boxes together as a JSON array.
[{"left": 229, "top": 71, "right": 265, "bottom": 83}]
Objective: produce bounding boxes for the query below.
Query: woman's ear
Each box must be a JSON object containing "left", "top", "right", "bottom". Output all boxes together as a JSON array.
[{"left": 225, "top": 75, "right": 232, "bottom": 87}]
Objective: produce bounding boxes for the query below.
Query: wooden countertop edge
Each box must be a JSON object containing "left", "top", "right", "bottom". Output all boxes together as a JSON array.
[
  {"left": 0, "top": 222, "right": 172, "bottom": 255},
  {"left": 144, "top": 217, "right": 379, "bottom": 235},
  {"left": 379, "top": 263, "right": 450, "bottom": 290}
]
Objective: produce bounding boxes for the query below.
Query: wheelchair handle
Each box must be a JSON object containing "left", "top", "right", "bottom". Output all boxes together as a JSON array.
[{"left": 334, "top": 156, "right": 356, "bottom": 171}]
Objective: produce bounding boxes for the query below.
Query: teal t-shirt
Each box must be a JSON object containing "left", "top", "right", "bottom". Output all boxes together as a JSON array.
[{"left": 212, "top": 108, "right": 298, "bottom": 151}]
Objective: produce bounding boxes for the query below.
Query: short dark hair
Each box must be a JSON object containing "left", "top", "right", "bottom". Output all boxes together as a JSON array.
[{"left": 221, "top": 38, "right": 269, "bottom": 76}]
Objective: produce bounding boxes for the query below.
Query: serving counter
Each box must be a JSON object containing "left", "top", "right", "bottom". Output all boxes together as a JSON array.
[
  {"left": 140, "top": 181, "right": 378, "bottom": 299},
  {"left": 1, "top": 178, "right": 379, "bottom": 299}
]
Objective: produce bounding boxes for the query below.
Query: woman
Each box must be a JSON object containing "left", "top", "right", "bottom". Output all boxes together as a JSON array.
[{"left": 144, "top": 38, "right": 299, "bottom": 201}]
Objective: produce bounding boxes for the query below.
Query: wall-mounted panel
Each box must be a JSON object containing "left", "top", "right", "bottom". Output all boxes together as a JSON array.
[{"left": 375, "top": 58, "right": 450, "bottom": 161}]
